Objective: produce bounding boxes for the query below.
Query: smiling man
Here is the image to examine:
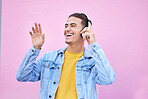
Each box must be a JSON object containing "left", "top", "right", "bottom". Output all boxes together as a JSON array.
[{"left": 16, "top": 13, "right": 115, "bottom": 99}]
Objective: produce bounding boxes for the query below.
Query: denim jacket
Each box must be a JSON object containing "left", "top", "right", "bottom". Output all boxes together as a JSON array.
[{"left": 16, "top": 42, "right": 115, "bottom": 99}]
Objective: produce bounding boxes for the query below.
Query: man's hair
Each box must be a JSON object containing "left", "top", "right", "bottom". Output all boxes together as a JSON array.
[{"left": 68, "top": 13, "right": 92, "bottom": 28}]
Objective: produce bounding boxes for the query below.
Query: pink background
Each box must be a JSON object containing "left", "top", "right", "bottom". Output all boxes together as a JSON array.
[{"left": 1, "top": 0, "right": 148, "bottom": 99}]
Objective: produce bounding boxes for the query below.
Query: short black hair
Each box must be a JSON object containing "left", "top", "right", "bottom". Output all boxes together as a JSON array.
[{"left": 68, "top": 13, "right": 92, "bottom": 28}]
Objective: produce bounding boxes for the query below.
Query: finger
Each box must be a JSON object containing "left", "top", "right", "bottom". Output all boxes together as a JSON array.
[
  {"left": 35, "top": 22, "right": 39, "bottom": 33},
  {"left": 38, "top": 23, "right": 42, "bottom": 34},
  {"left": 29, "top": 31, "right": 33, "bottom": 37},
  {"left": 42, "top": 33, "right": 45, "bottom": 40},
  {"left": 32, "top": 27, "right": 36, "bottom": 34},
  {"left": 82, "top": 32, "right": 91, "bottom": 40},
  {"left": 86, "top": 36, "right": 90, "bottom": 42}
]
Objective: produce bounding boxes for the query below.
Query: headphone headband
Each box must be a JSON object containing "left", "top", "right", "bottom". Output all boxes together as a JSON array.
[{"left": 81, "top": 13, "right": 92, "bottom": 25}]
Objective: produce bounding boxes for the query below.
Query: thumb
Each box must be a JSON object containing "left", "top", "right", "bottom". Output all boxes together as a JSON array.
[{"left": 42, "top": 34, "right": 45, "bottom": 40}]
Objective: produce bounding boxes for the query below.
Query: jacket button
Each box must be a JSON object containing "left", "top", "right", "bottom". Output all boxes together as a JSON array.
[
  {"left": 48, "top": 65, "right": 50, "bottom": 67},
  {"left": 57, "top": 67, "right": 59, "bottom": 69},
  {"left": 53, "top": 81, "right": 56, "bottom": 84},
  {"left": 32, "top": 50, "right": 34, "bottom": 52},
  {"left": 61, "top": 54, "right": 63, "bottom": 57},
  {"left": 49, "top": 95, "right": 52, "bottom": 98}
]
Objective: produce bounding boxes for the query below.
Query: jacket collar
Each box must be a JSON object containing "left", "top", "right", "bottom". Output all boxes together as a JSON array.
[{"left": 57, "top": 47, "right": 92, "bottom": 59}]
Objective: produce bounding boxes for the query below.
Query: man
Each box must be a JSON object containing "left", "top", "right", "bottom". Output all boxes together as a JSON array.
[{"left": 16, "top": 13, "right": 115, "bottom": 99}]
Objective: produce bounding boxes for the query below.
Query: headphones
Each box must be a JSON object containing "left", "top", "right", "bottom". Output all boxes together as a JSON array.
[{"left": 80, "top": 13, "right": 92, "bottom": 38}]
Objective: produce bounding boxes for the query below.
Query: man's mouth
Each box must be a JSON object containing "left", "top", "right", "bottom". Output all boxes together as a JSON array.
[
  {"left": 66, "top": 33, "right": 72, "bottom": 37},
  {"left": 65, "top": 33, "right": 74, "bottom": 38}
]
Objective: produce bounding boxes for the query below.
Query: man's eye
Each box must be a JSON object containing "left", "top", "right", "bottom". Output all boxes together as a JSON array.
[
  {"left": 65, "top": 25, "right": 68, "bottom": 28},
  {"left": 71, "top": 25, "right": 76, "bottom": 27}
]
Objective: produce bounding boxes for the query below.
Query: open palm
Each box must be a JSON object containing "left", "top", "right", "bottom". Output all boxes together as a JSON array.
[{"left": 29, "top": 23, "right": 45, "bottom": 49}]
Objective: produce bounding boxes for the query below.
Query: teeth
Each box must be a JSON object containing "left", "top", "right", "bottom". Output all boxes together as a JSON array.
[{"left": 66, "top": 34, "right": 72, "bottom": 36}]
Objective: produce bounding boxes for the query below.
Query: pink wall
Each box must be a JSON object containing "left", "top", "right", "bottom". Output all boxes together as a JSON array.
[{"left": 1, "top": 0, "right": 148, "bottom": 99}]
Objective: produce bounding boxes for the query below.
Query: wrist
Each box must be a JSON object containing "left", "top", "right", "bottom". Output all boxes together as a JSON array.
[
  {"left": 88, "top": 41, "right": 96, "bottom": 45},
  {"left": 33, "top": 46, "right": 41, "bottom": 50}
]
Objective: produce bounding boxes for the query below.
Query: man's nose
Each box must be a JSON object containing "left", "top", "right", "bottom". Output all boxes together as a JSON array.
[{"left": 65, "top": 26, "right": 71, "bottom": 31}]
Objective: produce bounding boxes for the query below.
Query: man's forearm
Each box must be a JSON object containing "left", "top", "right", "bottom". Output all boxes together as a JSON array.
[
  {"left": 16, "top": 46, "right": 41, "bottom": 82},
  {"left": 89, "top": 42, "right": 115, "bottom": 85}
]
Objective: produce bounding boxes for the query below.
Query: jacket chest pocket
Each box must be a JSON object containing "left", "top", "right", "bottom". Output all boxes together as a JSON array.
[
  {"left": 82, "top": 66, "right": 92, "bottom": 83},
  {"left": 82, "top": 64, "right": 95, "bottom": 83},
  {"left": 42, "top": 61, "right": 56, "bottom": 79}
]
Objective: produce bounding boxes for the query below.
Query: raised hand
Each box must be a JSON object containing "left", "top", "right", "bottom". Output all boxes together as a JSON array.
[
  {"left": 80, "top": 25, "right": 96, "bottom": 45},
  {"left": 29, "top": 23, "right": 45, "bottom": 49}
]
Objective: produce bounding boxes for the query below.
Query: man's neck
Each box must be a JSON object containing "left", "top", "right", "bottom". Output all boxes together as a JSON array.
[{"left": 67, "top": 43, "right": 84, "bottom": 53}]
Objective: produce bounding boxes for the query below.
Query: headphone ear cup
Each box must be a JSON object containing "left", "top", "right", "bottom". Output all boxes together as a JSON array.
[
  {"left": 80, "top": 27, "right": 85, "bottom": 38},
  {"left": 80, "top": 34, "right": 83, "bottom": 38},
  {"left": 80, "top": 27, "right": 88, "bottom": 38}
]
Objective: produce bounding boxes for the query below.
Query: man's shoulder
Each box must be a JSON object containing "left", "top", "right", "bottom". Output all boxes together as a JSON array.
[{"left": 43, "top": 47, "right": 66, "bottom": 57}]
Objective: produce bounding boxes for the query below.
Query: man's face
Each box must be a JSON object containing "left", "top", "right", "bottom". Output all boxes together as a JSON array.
[{"left": 64, "top": 17, "right": 84, "bottom": 45}]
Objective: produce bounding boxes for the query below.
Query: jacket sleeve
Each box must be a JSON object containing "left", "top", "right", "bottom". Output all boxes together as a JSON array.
[
  {"left": 16, "top": 46, "right": 44, "bottom": 82},
  {"left": 89, "top": 42, "right": 115, "bottom": 85}
]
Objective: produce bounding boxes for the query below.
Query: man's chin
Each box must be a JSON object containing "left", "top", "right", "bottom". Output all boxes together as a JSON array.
[{"left": 65, "top": 40, "right": 71, "bottom": 44}]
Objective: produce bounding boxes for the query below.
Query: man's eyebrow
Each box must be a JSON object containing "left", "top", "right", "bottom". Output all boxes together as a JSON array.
[
  {"left": 65, "top": 23, "right": 77, "bottom": 26},
  {"left": 70, "top": 23, "right": 77, "bottom": 25}
]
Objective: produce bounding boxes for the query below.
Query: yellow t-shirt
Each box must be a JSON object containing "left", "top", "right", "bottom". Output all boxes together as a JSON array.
[{"left": 54, "top": 50, "right": 84, "bottom": 99}]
